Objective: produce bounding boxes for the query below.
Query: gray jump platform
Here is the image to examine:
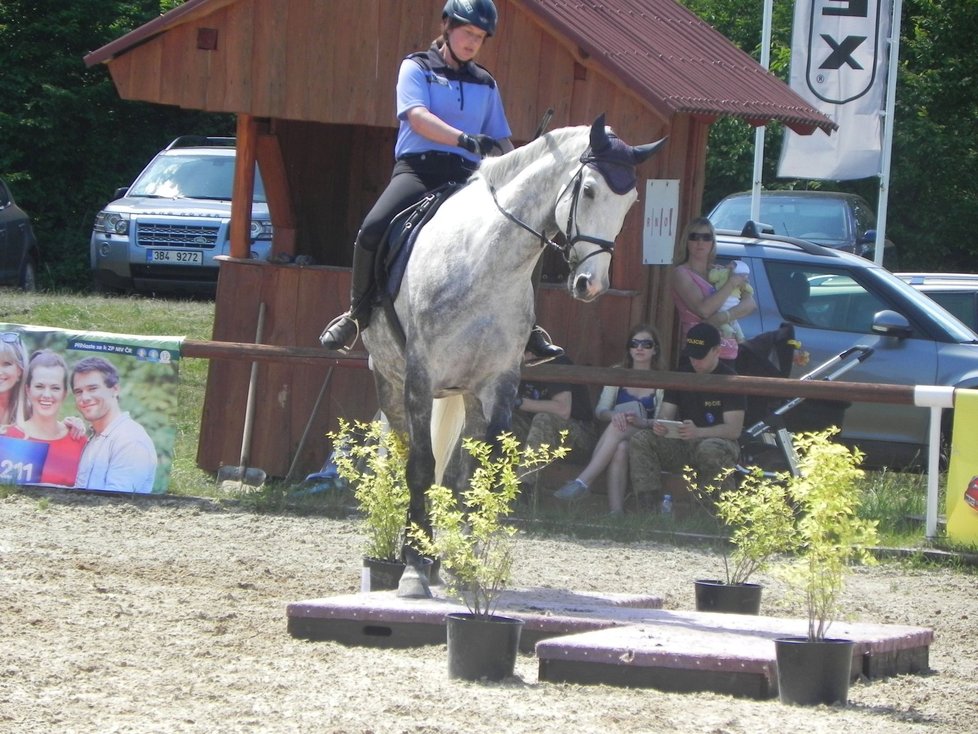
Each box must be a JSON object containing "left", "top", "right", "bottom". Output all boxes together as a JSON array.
[
  {"left": 287, "top": 587, "right": 665, "bottom": 651},
  {"left": 535, "top": 611, "right": 933, "bottom": 699},
  {"left": 286, "top": 589, "right": 932, "bottom": 699}
]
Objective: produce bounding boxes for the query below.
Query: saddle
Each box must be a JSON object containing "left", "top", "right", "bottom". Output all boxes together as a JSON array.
[
  {"left": 377, "top": 182, "right": 463, "bottom": 302},
  {"left": 372, "top": 181, "right": 464, "bottom": 344}
]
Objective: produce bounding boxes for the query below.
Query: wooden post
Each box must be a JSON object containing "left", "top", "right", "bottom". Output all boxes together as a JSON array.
[{"left": 229, "top": 114, "right": 257, "bottom": 259}]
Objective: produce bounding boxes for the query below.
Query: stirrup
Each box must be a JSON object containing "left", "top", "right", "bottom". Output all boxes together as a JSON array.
[
  {"left": 319, "top": 312, "right": 361, "bottom": 353},
  {"left": 524, "top": 325, "right": 564, "bottom": 367}
]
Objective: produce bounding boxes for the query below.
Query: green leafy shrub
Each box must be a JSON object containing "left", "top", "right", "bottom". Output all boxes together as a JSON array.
[
  {"left": 330, "top": 419, "right": 409, "bottom": 562},
  {"left": 410, "top": 433, "right": 568, "bottom": 617},
  {"left": 779, "top": 429, "right": 880, "bottom": 640}
]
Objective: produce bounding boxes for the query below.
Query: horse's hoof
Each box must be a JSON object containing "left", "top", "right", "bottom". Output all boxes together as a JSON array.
[{"left": 396, "top": 564, "right": 432, "bottom": 599}]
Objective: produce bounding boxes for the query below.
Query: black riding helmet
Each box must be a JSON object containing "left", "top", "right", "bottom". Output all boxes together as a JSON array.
[{"left": 442, "top": 0, "right": 498, "bottom": 36}]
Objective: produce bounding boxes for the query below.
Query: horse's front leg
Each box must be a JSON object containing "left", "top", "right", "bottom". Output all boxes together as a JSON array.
[{"left": 398, "top": 367, "right": 435, "bottom": 599}]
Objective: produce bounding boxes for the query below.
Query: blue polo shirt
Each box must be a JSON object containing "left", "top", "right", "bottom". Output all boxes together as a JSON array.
[{"left": 395, "top": 47, "right": 511, "bottom": 163}]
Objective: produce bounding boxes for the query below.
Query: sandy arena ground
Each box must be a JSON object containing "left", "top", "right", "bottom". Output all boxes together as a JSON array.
[{"left": 1, "top": 488, "right": 975, "bottom": 734}]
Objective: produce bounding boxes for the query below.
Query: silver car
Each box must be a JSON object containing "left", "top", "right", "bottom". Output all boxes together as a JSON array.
[
  {"left": 716, "top": 224, "right": 978, "bottom": 468},
  {"left": 90, "top": 136, "right": 272, "bottom": 295}
]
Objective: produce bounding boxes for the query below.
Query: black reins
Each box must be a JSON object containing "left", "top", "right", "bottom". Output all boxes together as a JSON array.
[{"left": 487, "top": 156, "right": 623, "bottom": 268}]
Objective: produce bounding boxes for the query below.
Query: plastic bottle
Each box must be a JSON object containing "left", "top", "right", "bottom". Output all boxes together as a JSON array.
[{"left": 661, "top": 493, "right": 673, "bottom": 515}]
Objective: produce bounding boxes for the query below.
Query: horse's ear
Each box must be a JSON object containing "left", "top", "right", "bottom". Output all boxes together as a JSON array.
[
  {"left": 631, "top": 137, "right": 668, "bottom": 164},
  {"left": 590, "top": 114, "right": 610, "bottom": 152}
]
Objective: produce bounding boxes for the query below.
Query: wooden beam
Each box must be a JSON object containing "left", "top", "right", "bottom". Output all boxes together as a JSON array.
[{"left": 229, "top": 113, "right": 257, "bottom": 258}]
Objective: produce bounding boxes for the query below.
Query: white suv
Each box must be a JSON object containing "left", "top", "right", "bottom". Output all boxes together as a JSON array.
[{"left": 90, "top": 136, "right": 272, "bottom": 295}]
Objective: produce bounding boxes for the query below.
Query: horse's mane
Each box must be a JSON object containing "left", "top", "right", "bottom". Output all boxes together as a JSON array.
[{"left": 476, "top": 125, "right": 589, "bottom": 188}]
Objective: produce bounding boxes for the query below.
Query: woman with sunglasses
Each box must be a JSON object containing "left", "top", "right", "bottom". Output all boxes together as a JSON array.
[
  {"left": 554, "top": 324, "right": 663, "bottom": 514},
  {"left": 5, "top": 349, "right": 87, "bottom": 486},
  {"left": 0, "top": 331, "right": 28, "bottom": 426},
  {"left": 672, "top": 217, "right": 755, "bottom": 364}
]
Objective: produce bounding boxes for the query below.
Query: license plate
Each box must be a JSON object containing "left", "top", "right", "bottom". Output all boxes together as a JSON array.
[{"left": 147, "top": 249, "right": 203, "bottom": 265}]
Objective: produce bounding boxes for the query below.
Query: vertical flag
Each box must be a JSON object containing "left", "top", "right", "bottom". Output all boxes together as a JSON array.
[{"left": 778, "top": 0, "right": 892, "bottom": 180}]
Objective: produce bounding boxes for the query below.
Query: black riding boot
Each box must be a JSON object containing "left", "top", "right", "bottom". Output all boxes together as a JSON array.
[
  {"left": 319, "top": 246, "right": 378, "bottom": 351},
  {"left": 525, "top": 325, "right": 564, "bottom": 366}
]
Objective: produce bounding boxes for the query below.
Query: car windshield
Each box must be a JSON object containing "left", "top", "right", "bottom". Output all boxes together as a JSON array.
[
  {"left": 128, "top": 153, "right": 267, "bottom": 203},
  {"left": 711, "top": 197, "right": 848, "bottom": 245}
]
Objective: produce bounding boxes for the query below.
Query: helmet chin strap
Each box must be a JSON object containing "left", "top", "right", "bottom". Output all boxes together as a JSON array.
[{"left": 444, "top": 37, "right": 468, "bottom": 68}]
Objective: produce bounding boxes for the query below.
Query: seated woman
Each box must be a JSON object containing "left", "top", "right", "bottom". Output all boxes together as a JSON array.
[
  {"left": 672, "top": 217, "right": 756, "bottom": 366},
  {"left": 553, "top": 324, "right": 663, "bottom": 514},
  {"left": 5, "top": 349, "right": 88, "bottom": 486}
]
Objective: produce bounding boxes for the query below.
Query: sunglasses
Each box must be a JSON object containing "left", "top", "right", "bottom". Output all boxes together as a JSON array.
[
  {"left": 0, "top": 332, "right": 22, "bottom": 345},
  {"left": 629, "top": 339, "right": 656, "bottom": 349},
  {"left": 688, "top": 232, "right": 714, "bottom": 242}
]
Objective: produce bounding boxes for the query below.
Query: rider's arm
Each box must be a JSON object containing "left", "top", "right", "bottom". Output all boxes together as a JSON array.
[{"left": 405, "top": 106, "right": 512, "bottom": 154}]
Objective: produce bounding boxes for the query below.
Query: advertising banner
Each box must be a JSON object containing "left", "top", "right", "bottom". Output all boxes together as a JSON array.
[
  {"left": 778, "top": 0, "right": 891, "bottom": 180},
  {"left": 946, "top": 389, "right": 978, "bottom": 544},
  {"left": 0, "top": 323, "right": 181, "bottom": 494}
]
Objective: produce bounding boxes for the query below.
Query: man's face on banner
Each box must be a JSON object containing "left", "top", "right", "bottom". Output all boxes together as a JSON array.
[{"left": 72, "top": 370, "right": 119, "bottom": 426}]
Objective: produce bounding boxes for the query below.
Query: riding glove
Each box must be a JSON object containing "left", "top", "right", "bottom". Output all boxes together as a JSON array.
[{"left": 457, "top": 133, "right": 499, "bottom": 157}]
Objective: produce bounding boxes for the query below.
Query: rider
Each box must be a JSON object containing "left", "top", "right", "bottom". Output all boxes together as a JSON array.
[{"left": 319, "top": 0, "right": 563, "bottom": 365}]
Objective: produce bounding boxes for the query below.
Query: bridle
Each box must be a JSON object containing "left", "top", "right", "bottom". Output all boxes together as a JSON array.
[{"left": 487, "top": 153, "right": 629, "bottom": 269}]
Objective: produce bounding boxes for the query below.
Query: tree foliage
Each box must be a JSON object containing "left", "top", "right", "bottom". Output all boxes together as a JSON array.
[
  {"left": 0, "top": 0, "right": 232, "bottom": 288},
  {"left": 0, "top": 1, "right": 973, "bottom": 285},
  {"left": 682, "top": 0, "right": 978, "bottom": 270}
]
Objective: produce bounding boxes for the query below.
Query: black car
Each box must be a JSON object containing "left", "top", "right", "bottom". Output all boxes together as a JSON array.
[
  {"left": 0, "top": 177, "right": 39, "bottom": 290},
  {"left": 709, "top": 190, "right": 898, "bottom": 269}
]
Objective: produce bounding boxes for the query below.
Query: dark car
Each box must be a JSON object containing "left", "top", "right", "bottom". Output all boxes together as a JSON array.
[
  {"left": 708, "top": 190, "right": 898, "bottom": 269},
  {"left": 0, "top": 177, "right": 39, "bottom": 291},
  {"left": 896, "top": 273, "right": 978, "bottom": 332},
  {"left": 714, "top": 222, "right": 978, "bottom": 468}
]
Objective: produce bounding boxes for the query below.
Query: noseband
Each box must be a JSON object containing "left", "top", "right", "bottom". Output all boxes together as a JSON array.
[{"left": 488, "top": 159, "right": 626, "bottom": 268}]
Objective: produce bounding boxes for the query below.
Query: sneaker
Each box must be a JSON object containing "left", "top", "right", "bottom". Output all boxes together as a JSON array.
[{"left": 553, "top": 478, "right": 589, "bottom": 501}]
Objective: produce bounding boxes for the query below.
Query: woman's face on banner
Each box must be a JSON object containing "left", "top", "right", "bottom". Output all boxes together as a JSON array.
[
  {"left": 27, "top": 365, "right": 67, "bottom": 419},
  {"left": 0, "top": 353, "right": 23, "bottom": 395}
]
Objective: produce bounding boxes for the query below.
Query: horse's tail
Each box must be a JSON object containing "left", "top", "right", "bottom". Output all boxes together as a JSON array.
[{"left": 431, "top": 395, "right": 465, "bottom": 486}]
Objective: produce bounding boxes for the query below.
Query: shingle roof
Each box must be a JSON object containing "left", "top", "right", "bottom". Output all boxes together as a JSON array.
[{"left": 519, "top": 0, "right": 835, "bottom": 134}]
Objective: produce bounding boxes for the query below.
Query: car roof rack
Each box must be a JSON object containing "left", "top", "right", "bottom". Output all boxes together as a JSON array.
[
  {"left": 166, "top": 136, "right": 236, "bottom": 149},
  {"left": 716, "top": 220, "right": 844, "bottom": 258}
]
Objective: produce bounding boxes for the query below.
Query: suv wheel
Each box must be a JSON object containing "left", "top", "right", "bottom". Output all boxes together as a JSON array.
[{"left": 19, "top": 258, "right": 37, "bottom": 292}]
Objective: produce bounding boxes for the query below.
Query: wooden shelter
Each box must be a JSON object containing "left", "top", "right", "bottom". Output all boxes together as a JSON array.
[{"left": 85, "top": 0, "right": 833, "bottom": 480}]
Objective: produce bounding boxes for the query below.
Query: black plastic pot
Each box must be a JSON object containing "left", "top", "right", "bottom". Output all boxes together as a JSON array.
[
  {"left": 775, "top": 636, "right": 855, "bottom": 706},
  {"left": 694, "top": 579, "right": 762, "bottom": 615},
  {"left": 446, "top": 612, "right": 524, "bottom": 681},
  {"left": 362, "top": 557, "right": 433, "bottom": 591}
]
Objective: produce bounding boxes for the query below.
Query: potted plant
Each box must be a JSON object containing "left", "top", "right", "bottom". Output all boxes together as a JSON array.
[
  {"left": 410, "top": 432, "right": 567, "bottom": 681},
  {"left": 330, "top": 419, "right": 421, "bottom": 591},
  {"left": 773, "top": 428, "right": 880, "bottom": 706},
  {"left": 691, "top": 464, "right": 798, "bottom": 614}
]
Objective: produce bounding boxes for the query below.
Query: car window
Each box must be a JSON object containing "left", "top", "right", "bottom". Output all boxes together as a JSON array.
[
  {"left": 0, "top": 181, "right": 10, "bottom": 209},
  {"left": 924, "top": 291, "right": 977, "bottom": 330},
  {"left": 764, "top": 261, "right": 893, "bottom": 334},
  {"left": 129, "top": 154, "right": 267, "bottom": 203},
  {"left": 712, "top": 197, "right": 848, "bottom": 245}
]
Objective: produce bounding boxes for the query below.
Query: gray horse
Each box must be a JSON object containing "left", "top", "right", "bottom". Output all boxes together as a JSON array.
[{"left": 362, "top": 115, "right": 666, "bottom": 596}]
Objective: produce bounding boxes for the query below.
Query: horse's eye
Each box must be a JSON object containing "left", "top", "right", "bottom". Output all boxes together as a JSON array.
[{"left": 583, "top": 184, "right": 595, "bottom": 200}]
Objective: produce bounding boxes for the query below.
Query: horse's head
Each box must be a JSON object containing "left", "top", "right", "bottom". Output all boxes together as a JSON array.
[{"left": 555, "top": 114, "right": 667, "bottom": 302}]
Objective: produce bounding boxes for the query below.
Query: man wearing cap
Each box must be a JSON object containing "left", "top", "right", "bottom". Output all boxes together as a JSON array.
[{"left": 628, "top": 322, "right": 745, "bottom": 504}]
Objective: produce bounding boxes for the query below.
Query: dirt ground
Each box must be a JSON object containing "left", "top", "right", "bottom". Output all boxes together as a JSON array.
[{"left": 1, "top": 488, "right": 975, "bottom": 734}]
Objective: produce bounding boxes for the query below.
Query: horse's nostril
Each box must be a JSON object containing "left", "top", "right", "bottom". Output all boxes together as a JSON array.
[{"left": 575, "top": 273, "right": 591, "bottom": 293}]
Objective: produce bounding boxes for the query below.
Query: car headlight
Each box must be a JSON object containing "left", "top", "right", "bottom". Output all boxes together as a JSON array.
[
  {"left": 249, "top": 220, "right": 273, "bottom": 240},
  {"left": 94, "top": 211, "right": 130, "bottom": 235}
]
